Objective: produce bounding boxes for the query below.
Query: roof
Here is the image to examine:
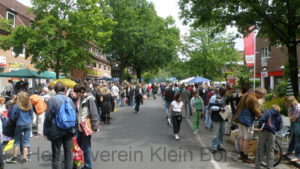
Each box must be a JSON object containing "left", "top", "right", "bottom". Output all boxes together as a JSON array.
[{"left": 0, "top": 0, "right": 34, "bottom": 20}]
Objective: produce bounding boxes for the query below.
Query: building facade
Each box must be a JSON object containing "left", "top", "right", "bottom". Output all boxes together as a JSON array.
[
  {"left": 0, "top": 0, "right": 35, "bottom": 89},
  {"left": 71, "top": 44, "right": 112, "bottom": 82},
  {"left": 255, "top": 37, "right": 300, "bottom": 91}
]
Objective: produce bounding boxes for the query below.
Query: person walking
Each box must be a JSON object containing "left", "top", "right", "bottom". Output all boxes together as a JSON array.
[
  {"left": 6, "top": 92, "right": 33, "bottom": 164},
  {"left": 134, "top": 84, "right": 143, "bottom": 113},
  {"left": 170, "top": 94, "right": 184, "bottom": 140},
  {"left": 204, "top": 88, "right": 214, "bottom": 130},
  {"left": 74, "top": 83, "right": 99, "bottom": 169},
  {"left": 233, "top": 88, "right": 266, "bottom": 163},
  {"left": 43, "top": 82, "right": 76, "bottom": 169},
  {"left": 181, "top": 86, "right": 191, "bottom": 117},
  {"left": 190, "top": 91, "right": 204, "bottom": 134},
  {"left": 209, "top": 88, "right": 227, "bottom": 154},
  {"left": 100, "top": 88, "right": 114, "bottom": 124},
  {"left": 284, "top": 96, "right": 300, "bottom": 162},
  {"left": 164, "top": 85, "right": 175, "bottom": 125}
]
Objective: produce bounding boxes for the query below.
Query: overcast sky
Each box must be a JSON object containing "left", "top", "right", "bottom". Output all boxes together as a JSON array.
[{"left": 17, "top": 0, "right": 243, "bottom": 50}]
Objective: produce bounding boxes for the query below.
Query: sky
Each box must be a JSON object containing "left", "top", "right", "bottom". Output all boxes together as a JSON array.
[{"left": 17, "top": 0, "right": 243, "bottom": 50}]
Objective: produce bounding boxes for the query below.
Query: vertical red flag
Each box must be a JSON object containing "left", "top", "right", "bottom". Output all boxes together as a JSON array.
[{"left": 244, "top": 26, "right": 255, "bottom": 67}]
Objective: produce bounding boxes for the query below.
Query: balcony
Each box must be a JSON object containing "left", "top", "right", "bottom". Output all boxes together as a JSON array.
[{"left": 261, "top": 57, "right": 268, "bottom": 67}]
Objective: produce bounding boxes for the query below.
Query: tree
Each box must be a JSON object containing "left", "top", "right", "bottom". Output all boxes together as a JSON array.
[
  {"left": 182, "top": 27, "right": 238, "bottom": 80},
  {"left": 104, "top": 0, "right": 181, "bottom": 82},
  {"left": 179, "top": 0, "right": 300, "bottom": 96},
  {"left": 0, "top": 0, "right": 114, "bottom": 78}
]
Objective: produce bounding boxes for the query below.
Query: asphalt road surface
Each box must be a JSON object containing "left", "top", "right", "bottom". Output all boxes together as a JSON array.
[{"left": 4, "top": 97, "right": 293, "bottom": 169}]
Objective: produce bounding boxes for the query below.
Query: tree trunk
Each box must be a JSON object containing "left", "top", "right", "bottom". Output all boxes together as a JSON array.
[
  {"left": 136, "top": 67, "right": 142, "bottom": 83},
  {"left": 287, "top": 43, "right": 299, "bottom": 97},
  {"left": 55, "top": 57, "right": 60, "bottom": 79},
  {"left": 119, "top": 63, "right": 125, "bottom": 83}
]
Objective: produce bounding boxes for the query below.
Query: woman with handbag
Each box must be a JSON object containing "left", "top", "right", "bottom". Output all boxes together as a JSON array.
[
  {"left": 190, "top": 92, "right": 204, "bottom": 134},
  {"left": 284, "top": 96, "right": 300, "bottom": 162},
  {"left": 74, "top": 83, "right": 99, "bottom": 169},
  {"left": 170, "top": 94, "right": 184, "bottom": 140}
]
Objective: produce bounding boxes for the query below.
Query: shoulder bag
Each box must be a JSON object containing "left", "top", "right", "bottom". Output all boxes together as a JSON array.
[{"left": 237, "top": 94, "right": 254, "bottom": 127}]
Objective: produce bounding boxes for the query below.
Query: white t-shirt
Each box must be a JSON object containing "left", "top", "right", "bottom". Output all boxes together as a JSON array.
[{"left": 171, "top": 100, "right": 183, "bottom": 112}]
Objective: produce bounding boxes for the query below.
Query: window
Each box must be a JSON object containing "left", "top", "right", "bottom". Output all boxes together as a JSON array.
[
  {"left": 262, "top": 47, "right": 271, "bottom": 58},
  {"left": 7, "top": 11, "right": 15, "bottom": 27},
  {"left": 99, "top": 64, "right": 102, "bottom": 69},
  {"left": 104, "top": 65, "right": 106, "bottom": 70},
  {"left": 93, "top": 62, "right": 97, "bottom": 68}
]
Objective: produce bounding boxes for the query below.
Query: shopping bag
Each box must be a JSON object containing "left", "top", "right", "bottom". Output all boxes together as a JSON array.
[
  {"left": 80, "top": 118, "right": 94, "bottom": 136},
  {"left": 72, "top": 137, "right": 84, "bottom": 167}
]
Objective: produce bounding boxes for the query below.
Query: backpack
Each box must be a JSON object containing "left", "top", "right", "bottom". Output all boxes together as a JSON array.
[
  {"left": 30, "top": 94, "right": 47, "bottom": 115},
  {"left": 165, "top": 89, "right": 175, "bottom": 103},
  {"left": 267, "top": 110, "right": 282, "bottom": 132},
  {"left": 55, "top": 96, "right": 76, "bottom": 129}
]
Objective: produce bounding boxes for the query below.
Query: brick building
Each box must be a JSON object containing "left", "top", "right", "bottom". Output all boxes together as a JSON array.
[
  {"left": 0, "top": 0, "right": 35, "bottom": 89},
  {"left": 0, "top": 0, "right": 112, "bottom": 87},
  {"left": 255, "top": 37, "right": 300, "bottom": 90},
  {"left": 71, "top": 43, "right": 112, "bottom": 82}
]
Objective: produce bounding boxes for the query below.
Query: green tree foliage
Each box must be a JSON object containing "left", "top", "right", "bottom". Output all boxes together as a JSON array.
[
  {"left": 179, "top": 0, "right": 300, "bottom": 96},
  {"left": 0, "top": 0, "right": 114, "bottom": 78},
  {"left": 104, "top": 0, "right": 181, "bottom": 82},
  {"left": 182, "top": 28, "right": 238, "bottom": 80}
]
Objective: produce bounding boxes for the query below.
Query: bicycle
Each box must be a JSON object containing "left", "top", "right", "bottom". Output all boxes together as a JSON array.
[{"left": 234, "top": 122, "right": 283, "bottom": 167}]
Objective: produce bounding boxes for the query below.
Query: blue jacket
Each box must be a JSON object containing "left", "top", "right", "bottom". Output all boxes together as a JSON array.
[
  {"left": 11, "top": 104, "right": 33, "bottom": 126},
  {"left": 258, "top": 109, "right": 283, "bottom": 134},
  {"left": 43, "top": 92, "right": 76, "bottom": 141}
]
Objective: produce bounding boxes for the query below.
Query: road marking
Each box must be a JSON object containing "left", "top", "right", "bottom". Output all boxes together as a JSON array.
[{"left": 186, "top": 118, "right": 221, "bottom": 169}]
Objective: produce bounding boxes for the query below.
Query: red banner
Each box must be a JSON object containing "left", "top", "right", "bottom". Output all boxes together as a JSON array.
[{"left": 244, "top": 27, "right": 255, "bottom": 67}]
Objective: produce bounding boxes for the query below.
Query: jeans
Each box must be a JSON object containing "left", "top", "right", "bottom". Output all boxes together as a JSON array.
[
  {"left": 255, "top": 130, "right": 274, "bottom": 169},
  {"left": 172, "top": 114, "right": 182, "bottom": 134},
  {"left": 51, "top": 134, "right": 73, "bottom": 169},
  {"left": 288, "top": 131, "right": 300, "bottom": 158},
  {"left": 0, "top": 143, "right": 3, "bottom": 169},
  {"left": 129, "top": 96, "right": 134, "bottom": 106},
  {"left": 77, "top": 132, "right": 92, "bottom": 168},
  {"left": 120, "top": 97, "right": 125, "bottom": 107},
  {"left": 183, "top": 101, "right": 190, "bottom": 117},
  {"left": 14, "top": 124, "right": 32, "bottom": 147},
  {"left": 211, "top": 121, "right": 225, "bottom": 150},
  {"left": 165, "top": 102, "right": 171, "bottom": 115},
  {"left": 205, "top": 106, "right": 213, "bottom": 129}
]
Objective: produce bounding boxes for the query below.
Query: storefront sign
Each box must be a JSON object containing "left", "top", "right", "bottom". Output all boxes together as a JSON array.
[
  {"left": 0, "top": 56, "right": 7, "bottom": 66},
  {"left": 9, "top": 62, "right": 26, "bottom": 69},
  {"left": 261, "top": 71, "right": 268, "bottom": 77},
  {"left": 86, "top": 68, "right": 100, "bottom": 76}
]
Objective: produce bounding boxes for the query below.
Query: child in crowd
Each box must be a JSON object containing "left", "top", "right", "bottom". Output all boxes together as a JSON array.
[{"left": 255, "top": 104, "right": 282, "bottom": 169}]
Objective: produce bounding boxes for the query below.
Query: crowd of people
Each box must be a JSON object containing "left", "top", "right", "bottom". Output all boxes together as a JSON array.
[
  {"left": 160, "top": 82, "right": 300, "bottom": 169},
  {"left": 0, "top": 78, "right": 299, "bottom": 169},
  {"left": 0, "top": 79, "right": 162, "bottom": 169}
]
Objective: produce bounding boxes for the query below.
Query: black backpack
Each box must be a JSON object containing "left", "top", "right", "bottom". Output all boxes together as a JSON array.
[{"left": 165, "top": 89, "right": 175, "bottom": 103}]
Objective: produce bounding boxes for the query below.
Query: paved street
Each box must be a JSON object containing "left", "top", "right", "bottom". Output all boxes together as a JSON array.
[{"left": 4, "top": 97, "right": 293, "bottom": 169}]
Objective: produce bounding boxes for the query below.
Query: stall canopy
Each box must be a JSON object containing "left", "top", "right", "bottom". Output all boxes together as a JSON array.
[
  {"left": 38, "top": 71, "right": 65, "bottom": 79},
  {"left": 187, "top": 76, "right": 211, "bottom": 83},
  {"left": 99, "top": 76, "right": 111, "bottom": 81},
  {"left": 0, "top": 69, "right": 65, "bottom": 79},
  {"left": 0, "top": 68, "right": 47, "bottom": 78}
]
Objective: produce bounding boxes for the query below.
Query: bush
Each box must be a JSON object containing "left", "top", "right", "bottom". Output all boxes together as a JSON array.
[
  {"left": 264, "top": 93, "right": 275, "bottom": 102},
  {"left": 274, "top": 79, "right": 287, "bottom": 97},
  {"left": 263, "top": 97, "right": 287, "bottom": 116}
]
